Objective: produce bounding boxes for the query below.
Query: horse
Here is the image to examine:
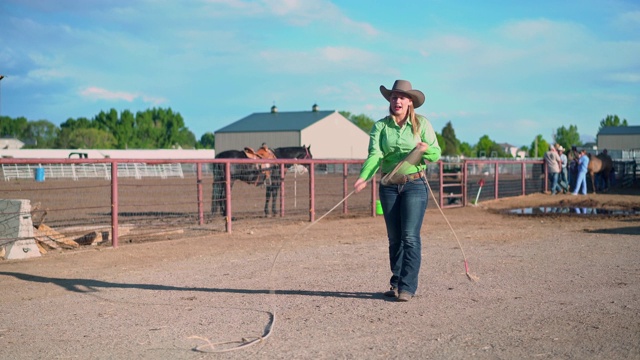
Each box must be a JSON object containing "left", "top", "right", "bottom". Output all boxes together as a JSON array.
[
  {"left": 263, "top": 146, "right": 313, "bottom": 217},
  {"left": 587, "top": 153, "right": 613, "bottom": 193},
  {"left": 211, "top": 145, "right": 312, "bottom": 217},
  {"left": 211, "top": 149, "right": 268, "bottom": 216}
]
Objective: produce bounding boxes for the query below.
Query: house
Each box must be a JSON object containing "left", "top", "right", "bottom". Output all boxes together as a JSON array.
[
  {"left": 214, "top": 105, "right": 370, "bottom": 159},
  {"left": 597, "top": 126, "right": 640, "bottom": 151},
  {"left": 0, "top": 137, "right": 24, "bottom": 150},
  {"left": 497, "top": 143, "right": 521, "bottom": 158}
]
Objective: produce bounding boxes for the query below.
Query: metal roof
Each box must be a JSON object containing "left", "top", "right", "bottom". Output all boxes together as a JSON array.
[
  {"left": 215, "top": 110, "right": 336, "bottom": 133},
  {"left": 598, "top": 126, "right": 640, "bottom": 135}
]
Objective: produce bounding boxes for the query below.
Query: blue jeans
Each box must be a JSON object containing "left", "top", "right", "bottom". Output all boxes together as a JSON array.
[
  {"left": 560, "top": 168, "right": 569, "bottom": 191},
  {"left": 549, "top": 172, "right": 562, "bottom": 194},
  {"left": 573, "top": 170, "right": 588, "bottom": 195},
  {"left": 379, "top": 177, "right": 428, "bottom": 295}
]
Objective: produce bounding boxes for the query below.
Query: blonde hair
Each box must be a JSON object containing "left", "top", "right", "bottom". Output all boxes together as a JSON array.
[{"left": 389, "top": 104, "right": 421, "bottom": 137}]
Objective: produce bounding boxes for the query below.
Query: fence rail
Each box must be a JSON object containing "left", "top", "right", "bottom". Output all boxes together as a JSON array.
[{"left": 1, "top": 157, "right": 637, "bottom": 252}]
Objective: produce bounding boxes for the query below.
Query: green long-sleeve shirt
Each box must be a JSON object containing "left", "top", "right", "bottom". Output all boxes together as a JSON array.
[{"left": 359, "top": 115, "right": 441, "bottom": 181}]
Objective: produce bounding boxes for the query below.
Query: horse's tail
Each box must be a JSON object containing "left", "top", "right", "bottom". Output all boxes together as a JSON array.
[{"left": 211, "top": 162, "right": 226, "bottom": 215}]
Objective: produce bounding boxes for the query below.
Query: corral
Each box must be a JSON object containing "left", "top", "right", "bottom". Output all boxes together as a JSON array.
[
  {"left": 0, "top": 190, "right": 638, "bottom": 358},
  {"left": 0, "top": 154, "right": 638, "bottom": 358}
]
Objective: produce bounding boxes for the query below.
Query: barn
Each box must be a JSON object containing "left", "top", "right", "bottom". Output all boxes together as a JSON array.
[
  {"left": 597, "top": 126, "right": 640, "bottom": 157},
  {"left": 214, "top": 105, "right": 370, "bottom": 159}
]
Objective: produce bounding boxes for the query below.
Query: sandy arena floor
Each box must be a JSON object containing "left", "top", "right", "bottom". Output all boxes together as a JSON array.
[{"left": 0, "top": 190, "right": 639, "bottom": 359}]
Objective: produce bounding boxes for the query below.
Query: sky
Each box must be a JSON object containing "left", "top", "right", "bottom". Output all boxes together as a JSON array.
[{"left": 1, "top": 0, "right": 639, "bottom": 148}]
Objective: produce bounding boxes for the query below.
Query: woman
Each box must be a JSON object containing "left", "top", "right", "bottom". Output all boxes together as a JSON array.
[{"left": 354, "top": 80, "right": 441, "bottom": 302}]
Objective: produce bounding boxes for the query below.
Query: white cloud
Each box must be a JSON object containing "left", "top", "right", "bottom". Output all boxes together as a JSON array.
[
  {"left": 80, "top": 86, "right": 166, "bottom": 105},
  {"left": 604, "top": 72, "right": 640, "bottom": 83},
  {"left": 258, "top": 46, "right": 385, "bottom": 74},
  {"left": 202, "top": 0, "right": 378, "bottom": 36},
  {"left": 616, "top": 10, "right": 640, "bottom": 30}
]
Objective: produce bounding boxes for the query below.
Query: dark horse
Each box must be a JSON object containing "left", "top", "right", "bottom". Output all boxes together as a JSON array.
[
  {"left": 264, "top": 146, "right": 313, "bottom": 217},
  {"left": 211, "top": 145, "right": 312, "bottom": 216}
]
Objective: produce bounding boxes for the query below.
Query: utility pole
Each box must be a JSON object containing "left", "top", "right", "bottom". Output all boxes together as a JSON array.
[{"left": 0, "top": 75, "right": 5, "bottom": 117}]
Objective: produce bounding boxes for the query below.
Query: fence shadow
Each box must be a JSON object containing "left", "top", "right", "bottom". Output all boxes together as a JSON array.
[{"left": 0, "top": 271, "right": 382, "bottom": 300}]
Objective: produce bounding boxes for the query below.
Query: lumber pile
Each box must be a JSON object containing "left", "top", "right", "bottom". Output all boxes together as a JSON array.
[{"left": 33, "top": 224, "right": 79, "bottom": 251}]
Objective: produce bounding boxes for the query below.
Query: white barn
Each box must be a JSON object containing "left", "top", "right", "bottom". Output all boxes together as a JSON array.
[{"left": 214, "top": 105, "right": 370, "bottom": 159}]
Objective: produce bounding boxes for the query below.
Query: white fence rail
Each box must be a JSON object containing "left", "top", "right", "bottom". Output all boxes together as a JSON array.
[{"left": 2, "top": 163, "right": 184, "bottom": 181}]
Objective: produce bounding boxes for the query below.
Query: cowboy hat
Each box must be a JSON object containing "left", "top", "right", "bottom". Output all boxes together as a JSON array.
[
  {"left": 557, "top": 145, "right": 565, "bottom": 152},
  {"left": 380, "top": 80, "right": 425, "bottom": 108}
]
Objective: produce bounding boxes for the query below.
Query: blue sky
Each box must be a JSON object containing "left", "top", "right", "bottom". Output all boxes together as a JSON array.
[{"left": 1, "top": 0, "right": 638, "bottom": 147}]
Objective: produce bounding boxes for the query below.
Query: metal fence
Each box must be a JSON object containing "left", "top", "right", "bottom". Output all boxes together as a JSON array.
[{"left": 1, "top": 157, "right": 637, "bottom": 251}]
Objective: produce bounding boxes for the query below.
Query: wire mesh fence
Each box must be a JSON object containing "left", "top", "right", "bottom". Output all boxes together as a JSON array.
[{"left": 2, "top": 157, "right": 636, "bottom": 253}]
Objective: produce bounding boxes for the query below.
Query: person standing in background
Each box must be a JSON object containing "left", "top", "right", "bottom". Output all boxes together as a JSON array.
[
  {"left": 544, "top": 145, "right": 563, "bottom": 195},
  {"left": 572, "top": 150, "right": 590, "bottom": 195},
  {"left": 557, "top": 145, "right": 569, "bottom": 193}
]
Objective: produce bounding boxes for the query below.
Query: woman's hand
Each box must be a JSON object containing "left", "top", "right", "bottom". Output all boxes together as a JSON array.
[
  {"left": 354, "top": 178, "right": 367, "bottom": 193},
  {"left": 416, "top": 142, "right": 429, "bottom": 152}
]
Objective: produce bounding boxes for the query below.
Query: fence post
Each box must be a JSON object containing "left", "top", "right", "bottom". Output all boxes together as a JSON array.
[
  {"left": 111, "top": 161, "right": 119, "bottom": 248},
  {"left": 494, "top": 163, "right": 499, "bottom": 200},
  {"left": 225, "top": 162, "right": 232, "bottom": 233},
  {"left": 309, "top": 162, "right": 315, "bottom": 222},
  {"left": 279, "top": 162, "right": 286, "bottom": 217},
  {"left": 343, "top": 163, "right": 349, "bottom": 215},
  {"left": 197, "top": 163, "right": 204, "bottom": 226},
  {"left": 462, "top": 160, "right": 468, "bottom": 206},
  {"left": 521, "top": 162, "right": 526, "bottom": 196},
  {"left": 371, "top": 170, "right": 377, "bottom": 217},
  {"left": 439, "top": 161, "right": 444, "bottom": 206}
]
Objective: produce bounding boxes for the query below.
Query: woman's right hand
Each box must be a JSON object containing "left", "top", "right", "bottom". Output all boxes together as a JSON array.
[
  {"left": 416, "top": 142, "right": 429, "bottom": 152},
  {"left": 354, "top": 178, "right": 367, "bottom": 193}
]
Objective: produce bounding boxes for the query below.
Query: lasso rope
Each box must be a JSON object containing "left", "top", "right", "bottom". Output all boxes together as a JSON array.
[
  {"left": 423, "top": 177, "right": 479, "bottom": 282},
  {"left": 191, "top": 149, "right": 478, "bottom": 352},
  {"left": 190, "top": 190, "right": 357, "bottom": 353}
]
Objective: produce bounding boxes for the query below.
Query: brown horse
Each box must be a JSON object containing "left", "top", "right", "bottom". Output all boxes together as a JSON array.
[{"left": 587, "top": 153, "right": 613, "bottom": 193}]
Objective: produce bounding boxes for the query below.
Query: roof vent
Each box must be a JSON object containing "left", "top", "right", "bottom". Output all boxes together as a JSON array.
[
  {"left": 271, "top": 104, "right": 278, "bottom": 113},
  {"left": 312, "top": 103, "right": 319, "bottom": 112}
]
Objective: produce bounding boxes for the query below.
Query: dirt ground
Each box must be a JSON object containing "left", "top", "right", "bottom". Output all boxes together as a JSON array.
[{"left": 0, "top": 189, "right": 639, "bottom": 359}]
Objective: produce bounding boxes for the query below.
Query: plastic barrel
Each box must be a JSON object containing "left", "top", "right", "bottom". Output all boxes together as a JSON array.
[{"left": 34, "top": 167, "right": 45, "bottom": 182}]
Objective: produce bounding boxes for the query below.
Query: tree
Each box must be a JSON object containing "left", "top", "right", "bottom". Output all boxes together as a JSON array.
[
  {"left": 598, "top": 114, "right": 628, "bottom": 133},
  {"left": 435, "top": 132, "right": 446, "bottom": 155},
  {"left": 56, "top": 117, "right": 94, "bottom": 148},
  {"left": 24, "top": 120, "right": 59, "bottom": 148},
  {"left": 459, "top": 142, "right": 474, "bottom": 157},
  {"left": 441, "top": 121, "right": 460, "bottom": 156},
  {"left": 67, "top": 128, "right": 116, "bottom": 149},
  {"left": 529, "top": 134, "right": 549, "bottom": 158},
  {"left": 340, "top": 111, "right": 375, "bottom": 133},
  {"left": 475, "top": 135, "right": 505, "bottom": 157},
  {"left": 200, "top": 132, "right": 215, "bottom": 149},
  {"left": 0, "top": 116, "right": 29, "bottom": 138},
  {"left": 554, "top": 125, "right": 581, "bottom": 151}
]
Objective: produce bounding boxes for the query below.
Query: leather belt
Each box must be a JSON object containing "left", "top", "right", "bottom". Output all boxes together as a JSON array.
[{"left": 382, "top": 171, "right": 425, "bottom": 184}]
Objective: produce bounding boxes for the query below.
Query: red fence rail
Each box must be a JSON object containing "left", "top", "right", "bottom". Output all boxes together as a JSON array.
[{"left": 1, "top": 157, "right": 562, "bottom": 250}]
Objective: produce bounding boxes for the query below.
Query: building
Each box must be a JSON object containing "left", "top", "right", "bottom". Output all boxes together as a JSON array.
[
  {"left": 214, "top": 105, "right": 370, "bottom": 159},
  {"left": 0, "top": 137, "right": 25, "bottom": 150},
  {"left": 0, "top": 149, "right": 216, "bottom": 159},
  {"left": 597, "top": 126, "right": 640, "bottom": 152}
]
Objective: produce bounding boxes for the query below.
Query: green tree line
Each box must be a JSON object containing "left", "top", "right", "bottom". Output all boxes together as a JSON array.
[
  {"left": 0, "top": 107, "right": 215, "bottom": 150},
  {"left": 1, "top": 109, "right": 628, "bottom": 157},
  {"left": 341, "top": 112, "right": 629, "bottom": 158}
]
